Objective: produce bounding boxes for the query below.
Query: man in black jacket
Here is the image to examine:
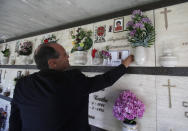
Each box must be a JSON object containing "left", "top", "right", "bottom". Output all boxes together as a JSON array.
[{"left": 9, "top": 43, "right": 134, "bottom": 131}]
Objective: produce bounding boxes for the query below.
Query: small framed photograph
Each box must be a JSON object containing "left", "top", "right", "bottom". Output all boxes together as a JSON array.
[{"left": 113, "top": 17, "right": 124, "bottom": 33}]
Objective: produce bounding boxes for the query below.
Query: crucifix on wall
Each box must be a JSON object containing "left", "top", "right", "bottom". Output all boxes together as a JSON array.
[
  {"left": 160, "top": 8, "right": 171, "bottom": 30},
  {"left": 162, "top": 79, "right": 176, "bottom": 108}
]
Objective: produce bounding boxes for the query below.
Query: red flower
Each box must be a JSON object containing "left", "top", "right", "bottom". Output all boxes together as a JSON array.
[
  {"left": 44, "top": 39, "right": 48, "bottom": 43},
  {"left": 92, "top": 48, "right": 97, "bottom": 58}
]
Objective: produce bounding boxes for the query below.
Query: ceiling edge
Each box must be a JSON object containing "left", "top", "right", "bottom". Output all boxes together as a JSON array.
[{"left": 0, "top": 0, "right": 187, "bottom": 44}]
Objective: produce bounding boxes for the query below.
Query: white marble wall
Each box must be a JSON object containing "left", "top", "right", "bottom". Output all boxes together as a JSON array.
[
  {"left": 0, "top": 2, "right": 188, "bottom": 131},
  {"left": 155, "top": 3, "right": 188, "bottom": 67},
  {"left": 88, "top": 73, "right": 157, "bottom": 131},
  {"left": 156, "top": 76, "right": 188, "bottom": 131}
]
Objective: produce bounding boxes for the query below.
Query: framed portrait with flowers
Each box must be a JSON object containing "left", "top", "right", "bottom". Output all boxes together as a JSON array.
[{"left": 113, "top": 17, "right": 124, "bottom": 33}]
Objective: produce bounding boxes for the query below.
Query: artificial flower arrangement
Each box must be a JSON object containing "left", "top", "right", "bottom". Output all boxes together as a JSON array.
[
  {"left": 18, "top": 41, "right": 33, "bottom": 56},
  {"left": 41, "top": 34, "right": 58, "bottom": 44},
  {"left": 1, "top": 48, "right": 10, "bottom": 57},
  {"left": 71, "top": 28, "right": 93, "bottom": 53},
  {"left": 113, "top": 90, "right": 145, "bottom": 125},
  {"left": 91, "top": 46, "right": 111, "bottom": 59},
  {"left": 126, "top": 10, "right": 155, "bottom": 48}
]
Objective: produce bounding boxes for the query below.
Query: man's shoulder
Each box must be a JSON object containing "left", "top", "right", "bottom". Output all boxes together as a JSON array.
[
  {"left": 64, "top": 69, "right": 82, "bottom": 77},
  {"left": 16, "top": 72, "right": 39, "bottom": 83}
]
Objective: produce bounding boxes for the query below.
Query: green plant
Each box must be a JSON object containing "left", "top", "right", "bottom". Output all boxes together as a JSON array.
[
  {"left": 1, "top": 48, "right": 10, "bottom": 57},
  {"left": 41, "top": 34, "right": 58, "bottom": 44},
  {"left": 71, "top": 28, "right": 93, "bottom": 53}
]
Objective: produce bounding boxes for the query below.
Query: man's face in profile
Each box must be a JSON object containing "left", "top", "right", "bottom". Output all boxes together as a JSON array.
[{"left": 48, "top": 44, "right": 70, "bottom": 71}]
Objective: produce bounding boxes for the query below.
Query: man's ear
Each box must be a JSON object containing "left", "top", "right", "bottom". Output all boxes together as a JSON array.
[{"left": 48, "top": 59, "right": 57, "bottom": 69}]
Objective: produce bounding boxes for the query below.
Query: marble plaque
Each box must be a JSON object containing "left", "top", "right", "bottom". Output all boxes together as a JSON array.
[
  {"left": 155, "top": 2, "right": 188, "bottom": 67},
  {"left": 86, "top": 72, "right": 156, "bottom": 131},
  {"left": 156, "top": 76, "right": 188, "bottom": 131}
]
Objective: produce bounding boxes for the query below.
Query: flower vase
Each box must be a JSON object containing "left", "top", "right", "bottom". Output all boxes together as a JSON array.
[
  {"left": 122, "top": 122, "right": 138, "bottom": 131},
  {"left": 103, "top": 58, "right": 108, "bottom": 65},
  {"left": 134, "top": 46, "right": 146, "bottom": 65},
  {"left": 92, "top": 57, "right": 103, "bottom": 65},
  {"left": 10, "top": 56, "right": 16, "bottom": 65},
  {"left": 1, "top": 56, "right": 9, "bottom": 65},
  {"left": 73, "top": 51, "right": 87, "bottom": 65}
]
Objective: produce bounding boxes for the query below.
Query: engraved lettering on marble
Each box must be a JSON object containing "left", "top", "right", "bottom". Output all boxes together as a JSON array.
[
  {"left": 94, "top": 95, "right": 108, "bottom": 103},
  {"left": 90, "top": 101, "right": 105, "bottom": 113},
  {"left": 183, "top": 101, "right": 188, "bottom": 107},
  {"left": 90, "top": 95, "right": 107, "bottom": 113},
  {"left": 107, "top": 36, "right": 127, "bottom": 42},
  {"left": 97, "top": 103, "right": 105, "bottom": 107},
  {"left": 162, "top": 79, "right": 176, "bottom": 108},
  {"left": 96, "top": 108, "right": 104, "bottom": 112},
  {"left": 160, "top": 8, "right": 171, "bottom": 30}
]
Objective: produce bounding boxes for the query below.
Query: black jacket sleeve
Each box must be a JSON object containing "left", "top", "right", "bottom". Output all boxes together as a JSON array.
[
  {"left": 9, "top": 80, "right": 22, "bottom": 131},
  {"left": 74, "top": 64, "right": 127, "bottom": 94}
]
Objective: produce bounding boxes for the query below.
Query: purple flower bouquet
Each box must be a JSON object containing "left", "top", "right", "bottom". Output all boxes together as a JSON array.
[
  {"left": 113, "top": 90, "right": 145, "bottom": 124},
  {"left": 126, "top": 10, "right": 155, "bottom": 48}
]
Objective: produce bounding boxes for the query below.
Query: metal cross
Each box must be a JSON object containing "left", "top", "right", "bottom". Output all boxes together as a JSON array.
[
  {"left": 162, "top": 79, "right": 176, "bottom": 108},
  {"left": 160, "top": 8, "right": 171, "bottom": 30}
]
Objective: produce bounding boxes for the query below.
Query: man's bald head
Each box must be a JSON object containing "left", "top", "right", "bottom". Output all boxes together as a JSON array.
[
  {"left": 34, "top": 43, "right": 60, "bottom": 70},
  {"left": 34, "top": 43, "right": 69, "bottom": 71}
]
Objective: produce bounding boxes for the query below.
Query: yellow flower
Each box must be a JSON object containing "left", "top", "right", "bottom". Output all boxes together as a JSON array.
[
  {"left": 79, "top": 43, "right": 84, "bottom": 47},
  {"left": 72, "top": 41, "right": 76, "bottom": 45}
]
